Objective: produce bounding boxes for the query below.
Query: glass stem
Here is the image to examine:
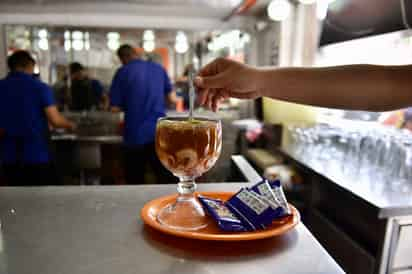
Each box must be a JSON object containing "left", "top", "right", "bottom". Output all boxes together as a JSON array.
[{"left": 177, "top": 178, "right": 196, "bottom": 201}]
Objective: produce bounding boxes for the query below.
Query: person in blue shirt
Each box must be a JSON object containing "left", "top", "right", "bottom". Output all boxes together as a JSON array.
[
  {"left": 0, "top": 50, "right": 75, "bottom": 186},
  {"left": 110, "top": 44, "right": 177, "bottom": 184},
  {"left": 69, "top": 62, "right": 106, "bottom": 111}
]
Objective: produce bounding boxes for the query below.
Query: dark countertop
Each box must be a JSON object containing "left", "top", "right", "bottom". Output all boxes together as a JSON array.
[
  {"left": 0, "top": 184, "right": 343, "bottom": 274},
  {"left": 279, "top": 146, "right": 412, "bottom": 218}
]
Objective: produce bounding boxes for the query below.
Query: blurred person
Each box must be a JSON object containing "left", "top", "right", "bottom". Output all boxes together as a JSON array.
[
  {"left": 194, "top": 58, "right": 412, "bottom": 112},
  {"left": 0, "top": 50, "right": 76, "bottom": 186},
  {"left": 110, "top": 44, "right": 177, "bottom": 184},
  {"left": 380, "top": 107, "right": 412, "bottom": 132},
  {"left": 379, "top": 109, "right": 406, "bottom": 128},
  {"left": 403, "top": 108, "right": 412, "bottom": 131},
  {"left": 52, "top": 74, "right": 70, "bottom": 111},
  {"left": 69, "top": 62, "right": 106, "bottom": 111}
]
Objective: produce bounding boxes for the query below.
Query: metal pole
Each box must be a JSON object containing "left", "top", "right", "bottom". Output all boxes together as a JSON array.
[{"left": 0, "top": 24, "right": 8, "bottom": 78}]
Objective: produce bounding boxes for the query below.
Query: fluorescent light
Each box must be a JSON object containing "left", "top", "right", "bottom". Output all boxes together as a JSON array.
[
  {"left": 38, "top": 29, "right": 48, "bottom": 39},
  {"left": 143, "top": 30, "right": 155, "bottom": 51},
  {"left": 316, "top": 0, "right": 329, "bottom": 20},
  {"left": 143, "top": 30, "right": 155, "bottom": 41},
  {"left": 207, "top": 30, "right": 250, "bottom": 52},
  {"left": 299, "top": 0, "right": 316, "bottom": 4},
  {"left": 72, "top": 31, "right": 83, "bottom": 40},
  {"left": 72, "top": 40, "right": 84, "bottom": 51},
  {"left": 107, "top": 39, "right": 119, "bottom": 51},
  {"left": 38, "top": 38, "right": 48, "bottom": 51},
  {"left": 208, "top": 41, "right": 217, "bottom": 51},
  {"left": 267, "top": 0, "right": 291, "bottom": 21},
  {"left": 175, "top": 31, "right": 189, "bottom": 54},
  {"left": 175, "top": 41, "right": 189, "bottom": 54},
  {"left": 176, "top": 31, "right": 187, "bottom": 43},
  {"left": 143, "top": 40, "right": 155, "bottom": 52},
  {"left": 107, "top": 32, "right": 120, "bottom": 40},
  {"left": 107, "top": 32, "right": 120, "bottom": 51},
  {"left": 64, "top": 40, "right": 71, "bottom": 51}
]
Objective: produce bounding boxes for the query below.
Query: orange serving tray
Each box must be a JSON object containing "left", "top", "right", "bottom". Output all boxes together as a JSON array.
[{"left": 141, "top": 192, "right": 300, "bottom": 241}]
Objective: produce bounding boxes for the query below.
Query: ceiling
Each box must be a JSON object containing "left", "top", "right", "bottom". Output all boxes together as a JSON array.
[
  {"left": 0, "top": 0, "right": 252, "bottom": 30},
  {"left": 320, "top": 0, "right": 412, "bottom": 45},
  {"left": 0, "top": 0, "right": 242, "bottom": 13},
  {"left": 2, "top": 0, "right": 240, "bottom": 6},
  {"left": 3, "top": 0, "right": 410, "bottom": 47}
]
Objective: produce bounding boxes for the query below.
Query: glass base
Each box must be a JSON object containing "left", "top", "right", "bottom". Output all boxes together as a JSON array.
[{"left": 157, "top": 195, "right": 208, "bottom": 231}]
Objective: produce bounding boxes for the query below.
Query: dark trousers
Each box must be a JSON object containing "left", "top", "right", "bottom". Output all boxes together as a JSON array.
[
  {"left": 2, "top": 163, "right": 59, "bottom": 186},
  {"left": 123, "top": 143, "right": 177, "bottom": 184}
]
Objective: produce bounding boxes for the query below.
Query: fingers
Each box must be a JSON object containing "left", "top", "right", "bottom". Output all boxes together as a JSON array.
[
  {"left": 200, "top": 89, "right": 258, "bottom": 111},
  {"left": 207, "top": 89, "right": 216, "bottom": 110},
  {"left": 229, "top": 90, "right": 259, "bottom": 99},
  {"left": 195, "top": 74, "right": 226, "bottom": 89},
  {"left": 200, "top": 89, "right": 257, "bottom": 106},
  {"left": 195, "top": 57, "right": 229, "bottom": 90},
  {"left": 197, "top": 57, "right": 226, "bottom": 77},
  {"left": 210, "top": 90, "right": 219, "bottom": 112},
  {"left": 212, "top": 93, "right": 227, "bottom": 112},
  {"left": 202, "top": 89, "right": 229, "bottom": 112},
  {"left": 69, "top": 122, "right": 77, "bottom": 131},
  {"left": 195, "top": 77, "right": 226, "bottom": 106},
  {"left": 196, "top": 87, "right": 209, "bottom": 106},
  {"left": 195, "top": 57, "right": 256, "bottom": 110}
]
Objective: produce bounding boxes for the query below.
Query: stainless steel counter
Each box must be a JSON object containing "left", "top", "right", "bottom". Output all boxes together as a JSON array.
[
  {"left": 278, "top": 146, "right": 412, "bottom": 274},
  {"left": 51, "top": 133, "right": 122, "bottom": 144},
  {"left": 280, "top": 146, "right": 412, "bottom": 218},
  {"left": 0, "top": 184, "right": 343, "bottom": 274}
]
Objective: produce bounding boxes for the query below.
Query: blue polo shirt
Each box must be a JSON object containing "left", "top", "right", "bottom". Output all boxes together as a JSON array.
[
  {"left": 0, "top": 72, "right": 55, "bottom": 164},
  {"left": 110, "top": 59, "right": 172, "bottom": 146},
  {"left": 91, "top": 79, "right": 104, "bottom": 100}
]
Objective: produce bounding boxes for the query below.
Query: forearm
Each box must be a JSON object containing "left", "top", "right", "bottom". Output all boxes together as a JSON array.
[
  {"left": 51, "top": 116, "right": 74, "bottom": 130},
  {"left": 111, "top": 106, "right": 122, "bottom": 113},
  {"left": 45, "top": 106, "right": 75, "bottom": 130},
  {"left": 166, "top": 91, "right": 178, "bottom": 106},
  {"left": 258, "top": 65, "right": 412, "bottom": 111}
]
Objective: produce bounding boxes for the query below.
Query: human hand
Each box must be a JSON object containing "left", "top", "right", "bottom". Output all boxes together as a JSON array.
[
  {"left": 68, "top": 122, "right": 77, "bottom": 132},
  {"left": 194, "top": 58, "right": 262, "bottom": 111}
]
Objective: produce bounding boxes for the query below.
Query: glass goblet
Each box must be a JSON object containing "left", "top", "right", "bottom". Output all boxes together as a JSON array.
[{"left": 155, "top": 116, "right": 222, "bottom": 231}]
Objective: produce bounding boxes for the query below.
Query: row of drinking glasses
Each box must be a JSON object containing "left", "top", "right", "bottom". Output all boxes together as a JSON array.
[{"left": 286, "top": 123, "right": 412, "bottom": 191}]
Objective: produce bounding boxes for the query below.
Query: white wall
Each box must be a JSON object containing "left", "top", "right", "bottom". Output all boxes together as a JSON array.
[{"left": 316, "top": 29, "right": 412, "bottom": 66}]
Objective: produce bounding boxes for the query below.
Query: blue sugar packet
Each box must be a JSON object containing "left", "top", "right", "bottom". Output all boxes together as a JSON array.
[
  {"left": 267, "top": 179, "right": 291, "bottom": 215},
  {"left": 198, "top": 196, "right": 250, "bottom": 232},
  {"left": 250, "top": 180, "right": 283, "bottom": 209},
  {"left": 250, "top": 180, "right": 285, "bottom": 217},
  {"left": 226, "top": 188, "right": 283, "bottom": 230}
]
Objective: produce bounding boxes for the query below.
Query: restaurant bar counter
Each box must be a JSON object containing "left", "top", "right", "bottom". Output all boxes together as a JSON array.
[
  {"left": 277, "top": 146, "right": 412, "bottom": 274},
  {"left": 0, "top": 183, "right": 343, "bottom": 274},
  {"left": 50, "top": 110, "right": 244, "bottom": 184}
]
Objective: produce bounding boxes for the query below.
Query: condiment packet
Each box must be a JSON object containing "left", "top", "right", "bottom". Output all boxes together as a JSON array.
[
  {"left": 250, "top": 180, "right": 283, "bottom": 210},
  {"left": 198, "top": 196, "right": 250, "bottom": 232},
  {"left": 267, "top": 179, "right": 291, "bottom": 215},
  {"left": 226, "top": 188, "right": 283, "bottom": 230}
]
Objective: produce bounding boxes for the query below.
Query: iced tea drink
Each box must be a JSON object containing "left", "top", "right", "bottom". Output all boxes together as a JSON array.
[{"left": 156, "top": 118, "right": 222, "bottom": 178}]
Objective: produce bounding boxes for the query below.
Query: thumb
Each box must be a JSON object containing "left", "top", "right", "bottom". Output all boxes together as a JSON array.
[{"left": 195, "top": 74, "right": 226, "bottom": 89}]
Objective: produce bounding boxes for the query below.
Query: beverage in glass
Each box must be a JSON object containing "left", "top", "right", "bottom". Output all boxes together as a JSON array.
[{"left": 155, "top": 116, "right": 222, "bottom": 231}]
